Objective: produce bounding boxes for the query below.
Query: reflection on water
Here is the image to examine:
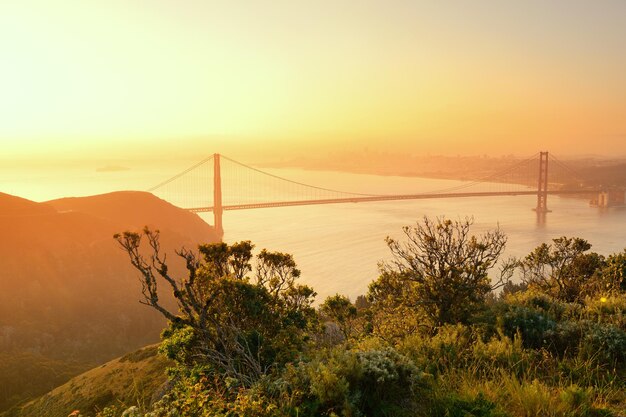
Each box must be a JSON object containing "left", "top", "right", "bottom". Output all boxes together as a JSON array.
[{"left": 535, "top": 212, "right": 547, "bottom": 227}]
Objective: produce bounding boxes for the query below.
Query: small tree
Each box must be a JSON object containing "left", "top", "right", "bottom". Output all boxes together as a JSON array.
[
  {"left": 601, "top": 250, "right": 626, "bottom": 294},
  {"left": 366, "top": 269, "right": 427, "bottom": 341},
  {"left": 319, "top": 294, "right": 358, "bottom": 340},
  {"left": 375, "top": 216, "right": 514, "bottom": 327},
  {"left": 114, "top": 228, "right": 316, "bottom": 386},
  {"left": 519, "top": 237, "right": 606, "bottom": 302}
]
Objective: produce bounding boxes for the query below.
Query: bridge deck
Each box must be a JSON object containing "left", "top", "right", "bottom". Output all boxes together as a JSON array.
[{"left": 186, "top": 189, "right": 596, "bottom": 213}]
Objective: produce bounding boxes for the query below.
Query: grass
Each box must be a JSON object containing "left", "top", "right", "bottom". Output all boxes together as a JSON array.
[{"left": 4, "top": 345, "right": 172, "bottom": 417}]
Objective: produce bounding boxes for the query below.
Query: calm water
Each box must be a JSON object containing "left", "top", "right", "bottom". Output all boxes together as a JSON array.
[
  {"left": 215, "top": 174, "right": 625, "bottom": 301},
  {"left": 2, "top": 162, "right": 624, "bottom": 301}
]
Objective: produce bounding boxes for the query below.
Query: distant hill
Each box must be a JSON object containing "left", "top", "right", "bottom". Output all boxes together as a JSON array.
[
  {"left": 0, "top": 192, "right": 55, "bottom": 216},
  {"left": 47, "top": 191, "right": 213, "bottom": 243},
  {"left": 579, "top": 163, "right": 626, "bottom": 188},
  {"left": 0, "top": 191, "right": 218, "bottom": 412},
  {"left": 3, "top": 345, "right": 171, "bottom": 417}
]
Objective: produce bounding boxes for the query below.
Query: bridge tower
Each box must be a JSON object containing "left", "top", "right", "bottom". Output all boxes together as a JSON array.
[
  {"left": 534, "top": 151, "right": 550, "bottom": 213},
  {"left": 213, "top": 153, "right": 224, "bottom": 238}
]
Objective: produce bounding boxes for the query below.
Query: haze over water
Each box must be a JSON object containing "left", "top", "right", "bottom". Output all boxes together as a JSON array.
[
  {"left": 4, "top": 162, "right": 623, "bottom": 301},
  {"left": 217, "top": 171, "right": 626, "bottom": 301}
]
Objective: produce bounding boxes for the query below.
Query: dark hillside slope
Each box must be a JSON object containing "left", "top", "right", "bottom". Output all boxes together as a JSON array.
[
  {"left": 579, "top": 162, "right": 626, "bottom": 187},
  {"left": 4, "top": 345, "right": 171, "bottom": 417},
  {"left": 0, "top": 192, "right": 218, "bottom": 412}
]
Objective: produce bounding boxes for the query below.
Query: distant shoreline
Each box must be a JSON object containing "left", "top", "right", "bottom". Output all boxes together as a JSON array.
[{"left": 256, "top": 155, "right": 626, "bottom": 192}]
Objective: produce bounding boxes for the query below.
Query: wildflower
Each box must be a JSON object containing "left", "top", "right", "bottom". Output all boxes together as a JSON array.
[{"left": 600, "top": 297, "right": 608, "bottom": 303}]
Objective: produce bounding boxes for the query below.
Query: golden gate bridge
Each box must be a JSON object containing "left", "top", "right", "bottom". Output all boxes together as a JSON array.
[{"left": 148, "top": 152, "right": 600, "bottom": 237}]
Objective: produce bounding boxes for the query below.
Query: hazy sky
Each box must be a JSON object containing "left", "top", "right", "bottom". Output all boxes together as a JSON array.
[{"left": 1, "top": 0, "right": 625, "bottom": 158}]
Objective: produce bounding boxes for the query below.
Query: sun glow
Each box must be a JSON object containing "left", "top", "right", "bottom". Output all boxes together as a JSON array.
[{"left": 0, "top": 1, "right": 625, "bottom": 158}]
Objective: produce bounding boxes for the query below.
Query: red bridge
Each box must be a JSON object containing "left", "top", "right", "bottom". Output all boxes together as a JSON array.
[{"left": 149, "top": 152, "right": 599, "bottom": 237}]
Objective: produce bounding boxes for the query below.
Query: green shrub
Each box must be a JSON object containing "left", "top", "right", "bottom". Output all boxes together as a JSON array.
[
  {"left": 543, "top": 320, "right": 586, "bottom": 358},
  {"left": 580, "top": 323, "right": 626, "bottom": 366},
  {"left": 287, "top": 346, "right": 427, "bottom": 417},
  {"left": 96, "top": 407, "right": 118, "bottom": 417},
  {"left": 500, "top": 306, "right": 556, "bottom": 349}
]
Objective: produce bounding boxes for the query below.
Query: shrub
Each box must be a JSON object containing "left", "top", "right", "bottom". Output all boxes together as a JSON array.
[
  {"left": 379, "top": 216, "right": 513, "bottom": 326},
  {"left": 288, "top": 346, "right": 427, "bottom": 417},
  {"left": 400, "top": 324, "right": 473, "bottom": 375},
  {"left": 540, "top": 319, "right": 626, "bottom": 367},
  {"left": 121, "top": 407, "right": 142, "bottom": 417},
  {"left": 600, "top": 250, "right": 626, "bottom": 293},
  {"left": 544, "top": 321, "right": 586, "bottom": 358},
  {"left": 580, "top": 323, "right": 626, "bottom": 366},
  {"left": 500, "top": 305, "right": 556, "bottom": 349},
  {"left": 519, "top": 237, "right": 606, "bottom": 303},
  {"left": 115, "top": 232, "right": 317, "bottom": 386}
]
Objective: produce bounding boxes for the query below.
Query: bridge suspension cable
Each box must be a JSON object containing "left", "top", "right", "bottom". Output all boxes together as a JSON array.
[
  {"left": 147, "top": 152, "right": 594, "bottom": 221},
  {"left": 147, "top": 155, "right": 215, "bottom": 192},
  {"left": 547, "top": 153, "right": 586, "bottom": 187},
  {"left": 220, "top": 155, "right": 381, "bottom": 198}
]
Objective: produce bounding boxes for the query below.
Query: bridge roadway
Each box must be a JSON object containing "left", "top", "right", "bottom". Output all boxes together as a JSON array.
[{"left": 186, "top": 189, "right": 596, "bottom": 213}]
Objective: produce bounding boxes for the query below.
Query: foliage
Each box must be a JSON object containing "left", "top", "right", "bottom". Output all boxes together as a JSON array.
[
  {"left": 519, "top": 237, "right": 609, "bottom": 302},
  {"left": 319, "top": 294, "right": 358, "bottom": 341},
  {"left": 115, "top": 229, "right": 317, "bottom": 386},
  {"left": 601, "top": 250, "right": 626, "bottom": 293},
  {"left": 377, "top": 216, "right": 514, "bottom": 326},
  {"left": 90, "top": 225, "right": 626, "bottom": 417},
  {"left": 579, "top": 323, "right": 626, "bottom": 366},
  {"left": 500, "top": 305, "right": 556, "bottom": 349},
  {"left": 366, "top": 269, "right": 427, "bottom": 342},
  {"left": 111, "top": 345, "right": 426, "bottom": 417},
  {"left": 281, "top": 344, "right": 428, "bottom": 417}
]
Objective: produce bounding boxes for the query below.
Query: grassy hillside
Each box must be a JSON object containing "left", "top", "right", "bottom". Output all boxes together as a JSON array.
[
  {"left": 0, "top": 353, "right": 89, "bottom": 417},
  {"left": 3, "top": 345, "right": 171, "bottom": 417}
]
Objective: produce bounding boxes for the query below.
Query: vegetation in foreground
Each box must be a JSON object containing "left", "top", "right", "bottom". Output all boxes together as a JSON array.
[{"left": 36, "top": 217, "right": 626, "bottom": 416}]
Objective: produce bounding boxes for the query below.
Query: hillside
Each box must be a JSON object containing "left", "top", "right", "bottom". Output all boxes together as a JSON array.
[
  {"left": 0, "top": 193, "right": 56, "bottom": 216},
  {"left": 0, "top": 191, "right": 218, "bottom": 412},
  {"left": 579, "top": 162, "right": 626, "bottom": 187},
  {"left": 47, "top": 191, "right": 213, "bottom": 243},
  {"left": 3, "top": 345, "right": 171, "bottom": 417}
]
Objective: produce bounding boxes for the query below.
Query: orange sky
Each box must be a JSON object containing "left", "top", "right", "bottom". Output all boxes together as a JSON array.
[{"left": 1, "top": 1, "right": 625, "bottom": 159}]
